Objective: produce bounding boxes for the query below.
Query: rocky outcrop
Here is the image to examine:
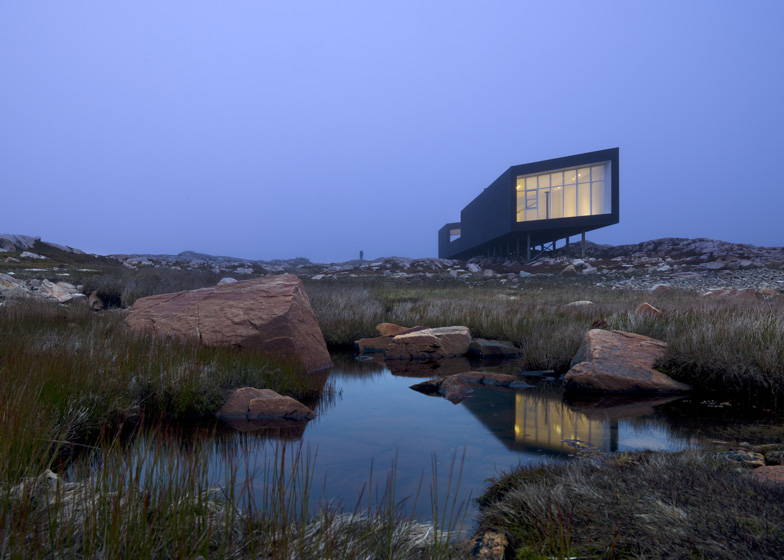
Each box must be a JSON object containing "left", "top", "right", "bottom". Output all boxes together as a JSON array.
[
  {"left": 125, "top": 274, "right": 332, "bottom": 372},
  {"left": 0, "top": 234, "right": 37, "bottom": 252},
  {"left": 564, "top": 329, "right": 690, "bottom": 393},
  {"left": 385, "top": 326, "right": 472, "bottom": 360},
  {"left": 216, "top": 387, "right": 315, "bottom": 421}
]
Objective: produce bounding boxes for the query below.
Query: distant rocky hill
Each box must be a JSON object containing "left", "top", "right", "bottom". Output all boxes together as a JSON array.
[
  {"left": 573, "top": 237, "right": 784, "bottom": 262},
  {"left": 0, "top": 234, "right": 85, "bottom": 255},
  {"left": 2, "top": 234, "right": 783, "bottom": 303}
]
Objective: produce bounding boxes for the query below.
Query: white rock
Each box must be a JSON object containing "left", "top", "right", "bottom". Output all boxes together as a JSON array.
[
  {"left": 582, "top": 266, "right": 599, "bottom": 275},
  {"left": 217, "top": 277, "right": 238, "bottom": 285},
  {"left": 37, "top": 280, "right": 85, "bottom": 303},
  {"left": 466, "top": 263, "right": 481, "bottom": 273},
  {"left": 20, "top": 251, "right": 46, "bottom": 259},
  {"left": 0, "top": 273, "right": 29, "bottom": 296},
  {"left": 565, "top": 300, "right": 594, "bottom": 307}
]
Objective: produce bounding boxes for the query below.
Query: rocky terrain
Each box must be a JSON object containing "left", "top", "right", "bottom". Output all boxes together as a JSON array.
[
  {"left": 2, "top": 233, "right": 784, "bottom": 305},
  {"left": 106, "top": 236, "right": 784, "bottom": 293}
]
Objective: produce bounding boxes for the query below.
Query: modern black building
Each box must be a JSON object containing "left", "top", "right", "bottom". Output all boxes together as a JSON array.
[{"left": 438, "top": 148, "right": 619, "bottom": 261}]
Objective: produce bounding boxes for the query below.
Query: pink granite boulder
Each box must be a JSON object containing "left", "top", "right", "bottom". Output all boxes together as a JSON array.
[
  {"left": 564, "top": 329, "right": 690, "bottom": 393},
  {"left": 125, "top": 274, "right": 331, "bottom": 372}
]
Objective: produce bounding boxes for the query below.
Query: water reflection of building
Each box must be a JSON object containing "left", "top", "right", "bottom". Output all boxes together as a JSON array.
[
  {"left": 514, "top": 392, "right": 618, "bottom": 453},
  {"left": 461, "top": 387, "right": 621, "bottom": 456}
]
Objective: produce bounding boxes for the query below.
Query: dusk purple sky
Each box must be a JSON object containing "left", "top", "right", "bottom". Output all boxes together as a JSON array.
[{"left": 2, "top": 2, "right": 783, "bottom": 263}]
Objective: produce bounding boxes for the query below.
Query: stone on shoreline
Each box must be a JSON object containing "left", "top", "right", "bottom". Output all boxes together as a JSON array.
[
  {"left": 385, "top": 326, "right": 472, "bottom": 360},
  {"left": 564, "top": 329, "right": 690, "bottom": 393},
  {"left": 216, "top": 387, "right": 315, "bottom": 421}
]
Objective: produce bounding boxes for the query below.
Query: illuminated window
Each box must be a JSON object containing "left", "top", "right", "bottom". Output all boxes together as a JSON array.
[{"left": 516, "top": 161, "right": 611, "bottom": 222}]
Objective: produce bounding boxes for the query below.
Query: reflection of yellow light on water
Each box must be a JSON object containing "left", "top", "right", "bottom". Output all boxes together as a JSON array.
[{"left": 515, "top": 393, "right": 609, "bottom": 452}]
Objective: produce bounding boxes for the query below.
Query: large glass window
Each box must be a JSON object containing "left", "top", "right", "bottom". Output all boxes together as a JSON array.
[{"left": 516, "top": 161, "right": 611, "bottom": 222}]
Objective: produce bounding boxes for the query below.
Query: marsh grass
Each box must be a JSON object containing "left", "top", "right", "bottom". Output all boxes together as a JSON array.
[
  {"left": 306, "top": 279, "right": 784, "bottom": 399},
  {"left": 2, "top": 425, "right": 468, "bottom": 559},
  {"left": 5, "top": 273, "right": 784, "bottom": 557},
  {"left": 82, "top": 267, "right": 227, "bottom": 308},
  {"left": 478, "top": 450, "right": 784, "bottom": 559},
  {"left": 0, "top": 298, "right": 313, "bottom": 483},
  {"left": 0, "top": 297, "right": 468, "bottom": 558}
]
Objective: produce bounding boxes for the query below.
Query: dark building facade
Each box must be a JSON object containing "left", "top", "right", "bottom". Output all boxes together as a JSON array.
[{"left": 438, "top": 148, "right": 619, "bottom": 261}]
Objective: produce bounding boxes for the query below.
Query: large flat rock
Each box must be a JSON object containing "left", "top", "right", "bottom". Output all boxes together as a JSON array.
[
  {"left": 564, "top": 329, "right": 690, "bottom": 393},
  {"left": 385, "top": 326, "right": 472, "bottom": 359},
  {"left": 125, "top": 274, "right": 332, "bottom": 372}
]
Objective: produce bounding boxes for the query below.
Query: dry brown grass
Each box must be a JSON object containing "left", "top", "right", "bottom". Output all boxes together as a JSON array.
[
  {"left": 478, "top": 450, "right": 784, "bottom": 559},
  {"left": 306, "top": 278, "right": 784, "bottom": 399}
]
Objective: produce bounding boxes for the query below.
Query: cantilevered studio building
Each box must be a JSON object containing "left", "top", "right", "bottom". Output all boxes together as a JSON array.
[{"left": 438, "top": 148, "right": 619, "bottom": 261}]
